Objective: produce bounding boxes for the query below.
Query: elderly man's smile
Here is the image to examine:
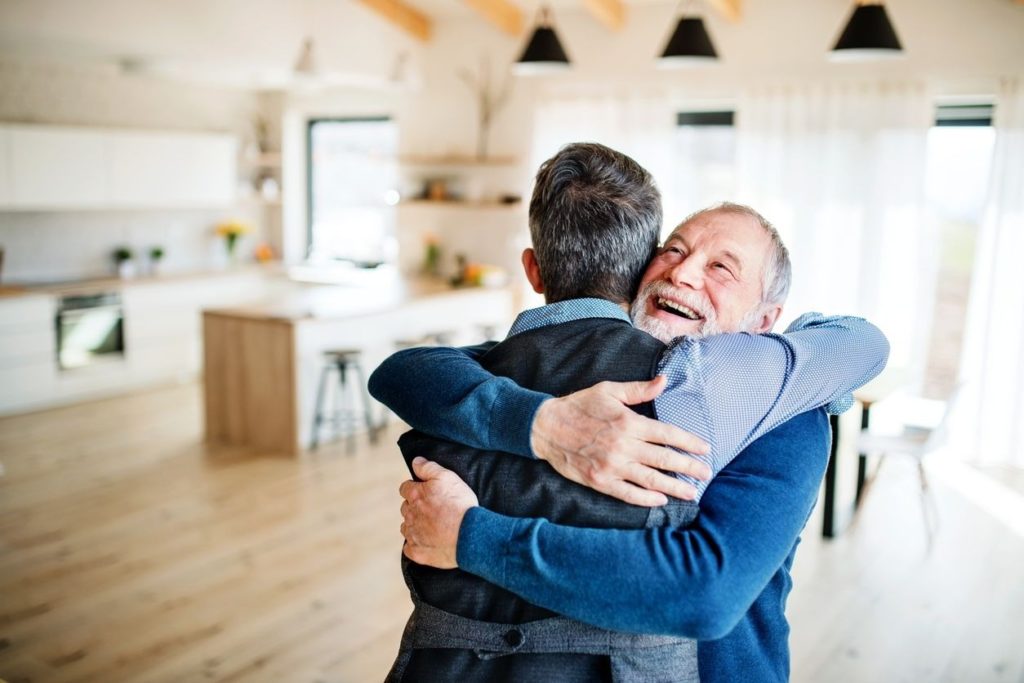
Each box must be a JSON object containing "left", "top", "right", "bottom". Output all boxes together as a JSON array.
[{"left": 656, "top": 297, "right": 703, "bottom": 321}]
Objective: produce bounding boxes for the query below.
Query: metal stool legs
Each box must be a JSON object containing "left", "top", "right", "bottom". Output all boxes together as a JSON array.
[{"left": 309, "top": 351, "right": 379, "bottom": 454}]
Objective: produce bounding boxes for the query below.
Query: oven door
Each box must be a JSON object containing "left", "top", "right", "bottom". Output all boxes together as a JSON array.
[{"left": 56, "top": 293, "right": 125, "bottom": 370}]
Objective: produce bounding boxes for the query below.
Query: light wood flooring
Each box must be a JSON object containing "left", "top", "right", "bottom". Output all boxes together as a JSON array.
[{"left": 1, "top": 383, "right": 1022, "bottom": 682}]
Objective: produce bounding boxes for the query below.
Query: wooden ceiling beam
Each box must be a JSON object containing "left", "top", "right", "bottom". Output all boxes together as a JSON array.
[
  {"left": 582, "top": 0, "right": 626, "bottom": 31},
  {"left": 461, "top": 0, "right": 524, "bottom": 37},
  {"left": 356, "top": 0, "right": 433, "bottom": 42},
  {"left": 706, "top": 0, "right": 742, "bottom": 23}
]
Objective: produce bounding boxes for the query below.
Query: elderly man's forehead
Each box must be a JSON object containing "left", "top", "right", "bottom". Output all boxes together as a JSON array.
[{"left": 668, "top": 210, "right": 758, "bottom": 240}]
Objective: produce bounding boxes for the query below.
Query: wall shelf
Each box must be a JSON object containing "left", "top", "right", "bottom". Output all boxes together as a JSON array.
[
  {"left": 398, "top": 155, "right": 519, "bottom": 168},
  {"left": 242, "top": 151, "right": 282, "bottom": 168},
  {"left": 399, "top": 199, "right": 522, "bottom": 209}
]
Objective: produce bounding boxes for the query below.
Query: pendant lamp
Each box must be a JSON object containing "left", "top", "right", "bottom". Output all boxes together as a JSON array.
[
  {"left": 514, "top": 6, "right": 570, "bottom": 75},
  {"left": 658, "top": 15, "right": 719, "bottom": 66},
  {"left": 830, "top": 2, "right": 903, "bottom": 61}
]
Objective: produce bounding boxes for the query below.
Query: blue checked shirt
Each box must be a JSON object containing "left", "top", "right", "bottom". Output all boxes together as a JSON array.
[{"left": 373, "top": 297, "right": 888, "bottom": 501}]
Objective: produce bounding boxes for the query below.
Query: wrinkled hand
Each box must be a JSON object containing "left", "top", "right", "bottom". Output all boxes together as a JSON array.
[
  {"left": 530, "top": 376, "right": 712, "bottom": 507},
  {"left": 399, "top": 457, "right": 479, "bottom": 569}
]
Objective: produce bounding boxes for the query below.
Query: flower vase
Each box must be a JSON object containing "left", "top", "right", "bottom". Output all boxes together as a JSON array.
[{"left": 225, "top": 233, "right": 239, "bottom": 266}]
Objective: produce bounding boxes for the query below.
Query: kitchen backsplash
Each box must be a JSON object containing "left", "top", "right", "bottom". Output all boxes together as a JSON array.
[{"left": 0, "top": 208, "right": 268, "bottom": 283}]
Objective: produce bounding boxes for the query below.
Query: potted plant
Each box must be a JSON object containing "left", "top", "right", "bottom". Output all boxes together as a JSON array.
[
  {"left": 113, "top": 246, "right": 135, "bottom": 279},
  {"left": 148, "top": 246, "right": 165, "bottom": 276}
]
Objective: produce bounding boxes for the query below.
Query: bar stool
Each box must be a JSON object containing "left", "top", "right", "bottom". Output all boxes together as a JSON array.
[
  {"left": 393, "top": 330, "right": 458, "bottom": 349},
  {"left": 381, "top": 331, "right": 459, "bottom": 429},
  {"left": 310, "top": 349, "right": 380, "bottom": 453}
]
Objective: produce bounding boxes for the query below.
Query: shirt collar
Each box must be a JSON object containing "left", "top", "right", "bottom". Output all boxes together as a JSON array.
[{"left": 508, "top": 297, "right": 632, "bottom": 337}]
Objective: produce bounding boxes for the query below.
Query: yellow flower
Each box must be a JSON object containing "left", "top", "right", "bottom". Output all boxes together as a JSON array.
[{"left": 215, "top": 219, "right": 250, "bottom": 237}]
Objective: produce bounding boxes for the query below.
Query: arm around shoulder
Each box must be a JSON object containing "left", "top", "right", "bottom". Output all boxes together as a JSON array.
[{"left": 367, "top": 342, "right": 548, "bottom": 456}]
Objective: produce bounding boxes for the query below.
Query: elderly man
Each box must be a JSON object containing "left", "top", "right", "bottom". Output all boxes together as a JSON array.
[{"left": 371, "top": 143, "right": 888, "bottom": 682}]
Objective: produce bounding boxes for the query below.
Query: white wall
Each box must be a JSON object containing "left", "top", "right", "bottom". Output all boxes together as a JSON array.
[{"left": 0, "top": 57, "right": 267, "bottom": 281}]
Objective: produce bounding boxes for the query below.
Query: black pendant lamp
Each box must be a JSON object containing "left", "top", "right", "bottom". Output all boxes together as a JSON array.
[
  {"left": 514, "top": 6, "right": 570, "bottom": 75},
  {"left": 830, "top": 2, "right": 903, "bottom": 61},
  {"left": 658, "top": 15, "right": 718, "bottom": 66}
]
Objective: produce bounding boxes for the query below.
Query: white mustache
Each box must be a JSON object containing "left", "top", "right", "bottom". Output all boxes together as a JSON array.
[{"left": 640, "top": 281, "right": 716, "bottom": 323}]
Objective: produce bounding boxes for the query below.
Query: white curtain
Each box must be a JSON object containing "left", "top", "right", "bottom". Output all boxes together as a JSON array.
[
  {"left": 734, "top": 82, "right": 936, "bottom": 388},
  {"left": 956, "top": 77, "right": 1024, "bottom": 468},
  {"left": 531, "top": 94, "right": 679, "bottom": 233}
]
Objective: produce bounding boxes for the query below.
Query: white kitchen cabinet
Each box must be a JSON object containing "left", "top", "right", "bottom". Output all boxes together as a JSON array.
[
  {"left": 0, "top": 124, "right": 237, "bottom": 210},
  {"left": 0, "top": 270, "right": 274, "bottom": 417},
  {"left": 109, "top": 131, "right": 236, "bottom": 207},
  {"left": 8, "top": 125, "right": 110, "bottom": 209},
  {"left": 122, "top": 271, "right": 270, "bottom": 384},
  {"left": 0, "top": 294, "right": 58, "bottom": 415}
]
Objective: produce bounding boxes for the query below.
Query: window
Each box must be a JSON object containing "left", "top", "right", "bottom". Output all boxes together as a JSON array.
[
  {"left": 665, "top": 110, "right": 737, "bottom": 236},
  {"left": 921, "top": 103, "right": 995, "bottom": 397},
  {"left": 306, "top": 118, "right": 398, "bottom": 266}
]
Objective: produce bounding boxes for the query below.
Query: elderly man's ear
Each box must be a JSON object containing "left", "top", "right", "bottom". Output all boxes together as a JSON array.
[
  {"left": 752, "top": 305, "right": 783, "bottom": 334},
  {"left": 522, "top": 248, "right": 545, "bottom": 294}
]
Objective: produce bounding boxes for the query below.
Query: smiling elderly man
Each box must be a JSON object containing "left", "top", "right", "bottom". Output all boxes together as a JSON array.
[{"left": 370, "top": 143, "right": 888, "bottom": 683}]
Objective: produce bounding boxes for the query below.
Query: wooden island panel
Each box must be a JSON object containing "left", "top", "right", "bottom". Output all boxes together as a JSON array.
[{"left": 203, "top": 311, "right": 298, "bottom": 455}]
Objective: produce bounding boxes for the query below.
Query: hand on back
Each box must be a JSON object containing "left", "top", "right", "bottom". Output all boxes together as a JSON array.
[{"left": 530, "top": 376, "right": 712, "bottom": 507}]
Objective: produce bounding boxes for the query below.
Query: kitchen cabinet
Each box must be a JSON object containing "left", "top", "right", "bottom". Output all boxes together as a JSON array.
[
  {"left": 121, "top": 270, "right": 274, "bottom": 385},
  {"left": 0, "top": 294, "right": 58, "bottom": 414},
  {"left": 109, "top": 131, "right": 236, "bottom": 207},
  {"left": 0, "top": 269, "right": 276, "bottom": 417},
  {"left": 0, "top": 124, "right": 236, "bottom": 210},
  {"left": 8, "top": 125, "right": 109, "bottom": 209}
]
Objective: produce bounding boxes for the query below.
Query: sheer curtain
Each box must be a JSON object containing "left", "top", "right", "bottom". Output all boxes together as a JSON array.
[
  {"left": 956, "top": 77, "right": 1024, "bottom": 468},
  {"left": 734, "top": 82, "right": 936, "bottom": 387},
  {"left": 531, "top": 94, "right": 678, "bottom": 235}
]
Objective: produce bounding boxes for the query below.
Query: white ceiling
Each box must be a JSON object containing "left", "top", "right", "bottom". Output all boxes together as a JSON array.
[{"left": 1, "top": 0, "right": 1022, "bottom": 91}]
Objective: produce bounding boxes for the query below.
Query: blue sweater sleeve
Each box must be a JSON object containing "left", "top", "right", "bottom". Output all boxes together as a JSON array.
[
  {"left": 457, "top": 410, "right": 831, "bottom": 640},
  {"left": 367, "top": 343, "right": 549, "bottom": 457}
]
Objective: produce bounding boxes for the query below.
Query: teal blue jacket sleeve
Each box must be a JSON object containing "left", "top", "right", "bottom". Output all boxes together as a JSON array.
[{"left": 368, "top": 342, "right": 548, "bottom": 457}]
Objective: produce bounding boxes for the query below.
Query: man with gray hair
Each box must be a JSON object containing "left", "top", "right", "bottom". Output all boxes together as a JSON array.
[{"left": 372, "top": 144, "right": 888, "bottom": 681}]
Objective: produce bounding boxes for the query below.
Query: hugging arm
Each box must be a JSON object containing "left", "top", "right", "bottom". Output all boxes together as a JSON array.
[
  {"left": 372, "top": 313, "right": 888, "bottom": 487},
  {"left": 452, "top": 410, "right": 831, "bottom": 639},
  {"left": 370, "top": 344, "right": 712, "bottom": 506},
  {"left": 368, "top": 342, "right": 544, "bottom": 457}
]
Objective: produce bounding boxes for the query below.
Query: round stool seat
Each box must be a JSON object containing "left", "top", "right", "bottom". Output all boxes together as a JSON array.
[
  {"left": 393, "top": 331, "right": 458, "bottom": 349},
  {"left": 323, "top": 348, "right": 362, "bottom": 361}
]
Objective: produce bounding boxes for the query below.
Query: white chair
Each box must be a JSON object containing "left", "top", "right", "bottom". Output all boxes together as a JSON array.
[{"left": 855, "top": 383, "right": 963, "bottom": 545}]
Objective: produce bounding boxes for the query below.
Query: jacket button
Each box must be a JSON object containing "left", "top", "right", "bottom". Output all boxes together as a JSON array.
[{"left": 504, "top": 628, "right": 525, "bottom": 648}]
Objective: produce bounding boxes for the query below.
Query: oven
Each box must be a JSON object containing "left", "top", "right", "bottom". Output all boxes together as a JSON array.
[{"left": 56, "top": 292, "right": 125, "bottom": 370}]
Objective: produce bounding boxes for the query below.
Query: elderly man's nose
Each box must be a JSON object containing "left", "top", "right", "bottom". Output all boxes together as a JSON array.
[{"left": 668, "top": 257, "right": 703, "bottom": 289}]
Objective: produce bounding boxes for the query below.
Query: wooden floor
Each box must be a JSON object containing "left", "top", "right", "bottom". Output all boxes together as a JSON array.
[{"left": 1, "top": 383, "right": 1022, "bottom": 683}]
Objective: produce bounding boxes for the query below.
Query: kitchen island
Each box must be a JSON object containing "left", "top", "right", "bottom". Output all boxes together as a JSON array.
[{"left": 202, "top": 270, "right": 515, "bottom": 456}]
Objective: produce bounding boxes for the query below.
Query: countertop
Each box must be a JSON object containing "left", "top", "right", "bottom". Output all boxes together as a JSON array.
[
  {"left": 0, "top": 264, "right": 282, "bottom": 299},
  {"left": 204, "top": 273, "right": 510, "bottom": 323}
]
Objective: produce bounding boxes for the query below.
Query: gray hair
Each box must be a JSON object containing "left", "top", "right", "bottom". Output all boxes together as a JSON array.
[
  {"left": 529, "top": 143, "right": 662, "bottom": 304},
  {"left": 676, "top": 201, "right": 792, "bottom": 306}
]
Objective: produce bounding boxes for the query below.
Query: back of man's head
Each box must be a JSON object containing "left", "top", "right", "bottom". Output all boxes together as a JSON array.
[{"left": 528, "top": 143, "right": 662, "bottom": 305}]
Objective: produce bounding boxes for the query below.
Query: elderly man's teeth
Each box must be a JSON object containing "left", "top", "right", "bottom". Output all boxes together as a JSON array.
[{"left": 657, "top": 297, "right": 700, "bottom": 320}]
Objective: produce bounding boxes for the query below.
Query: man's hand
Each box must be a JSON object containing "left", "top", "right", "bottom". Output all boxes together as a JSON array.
[
  {"left": 530, "top": 376, "right": 712, "bottom": 507},
  {"left": 399, "top": 457, "right": 479, "bottom": 569}
]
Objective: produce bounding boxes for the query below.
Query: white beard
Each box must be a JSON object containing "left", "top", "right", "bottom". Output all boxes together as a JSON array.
[{"left": 630, "top": 281, "right": 765, "bottom": 343}]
